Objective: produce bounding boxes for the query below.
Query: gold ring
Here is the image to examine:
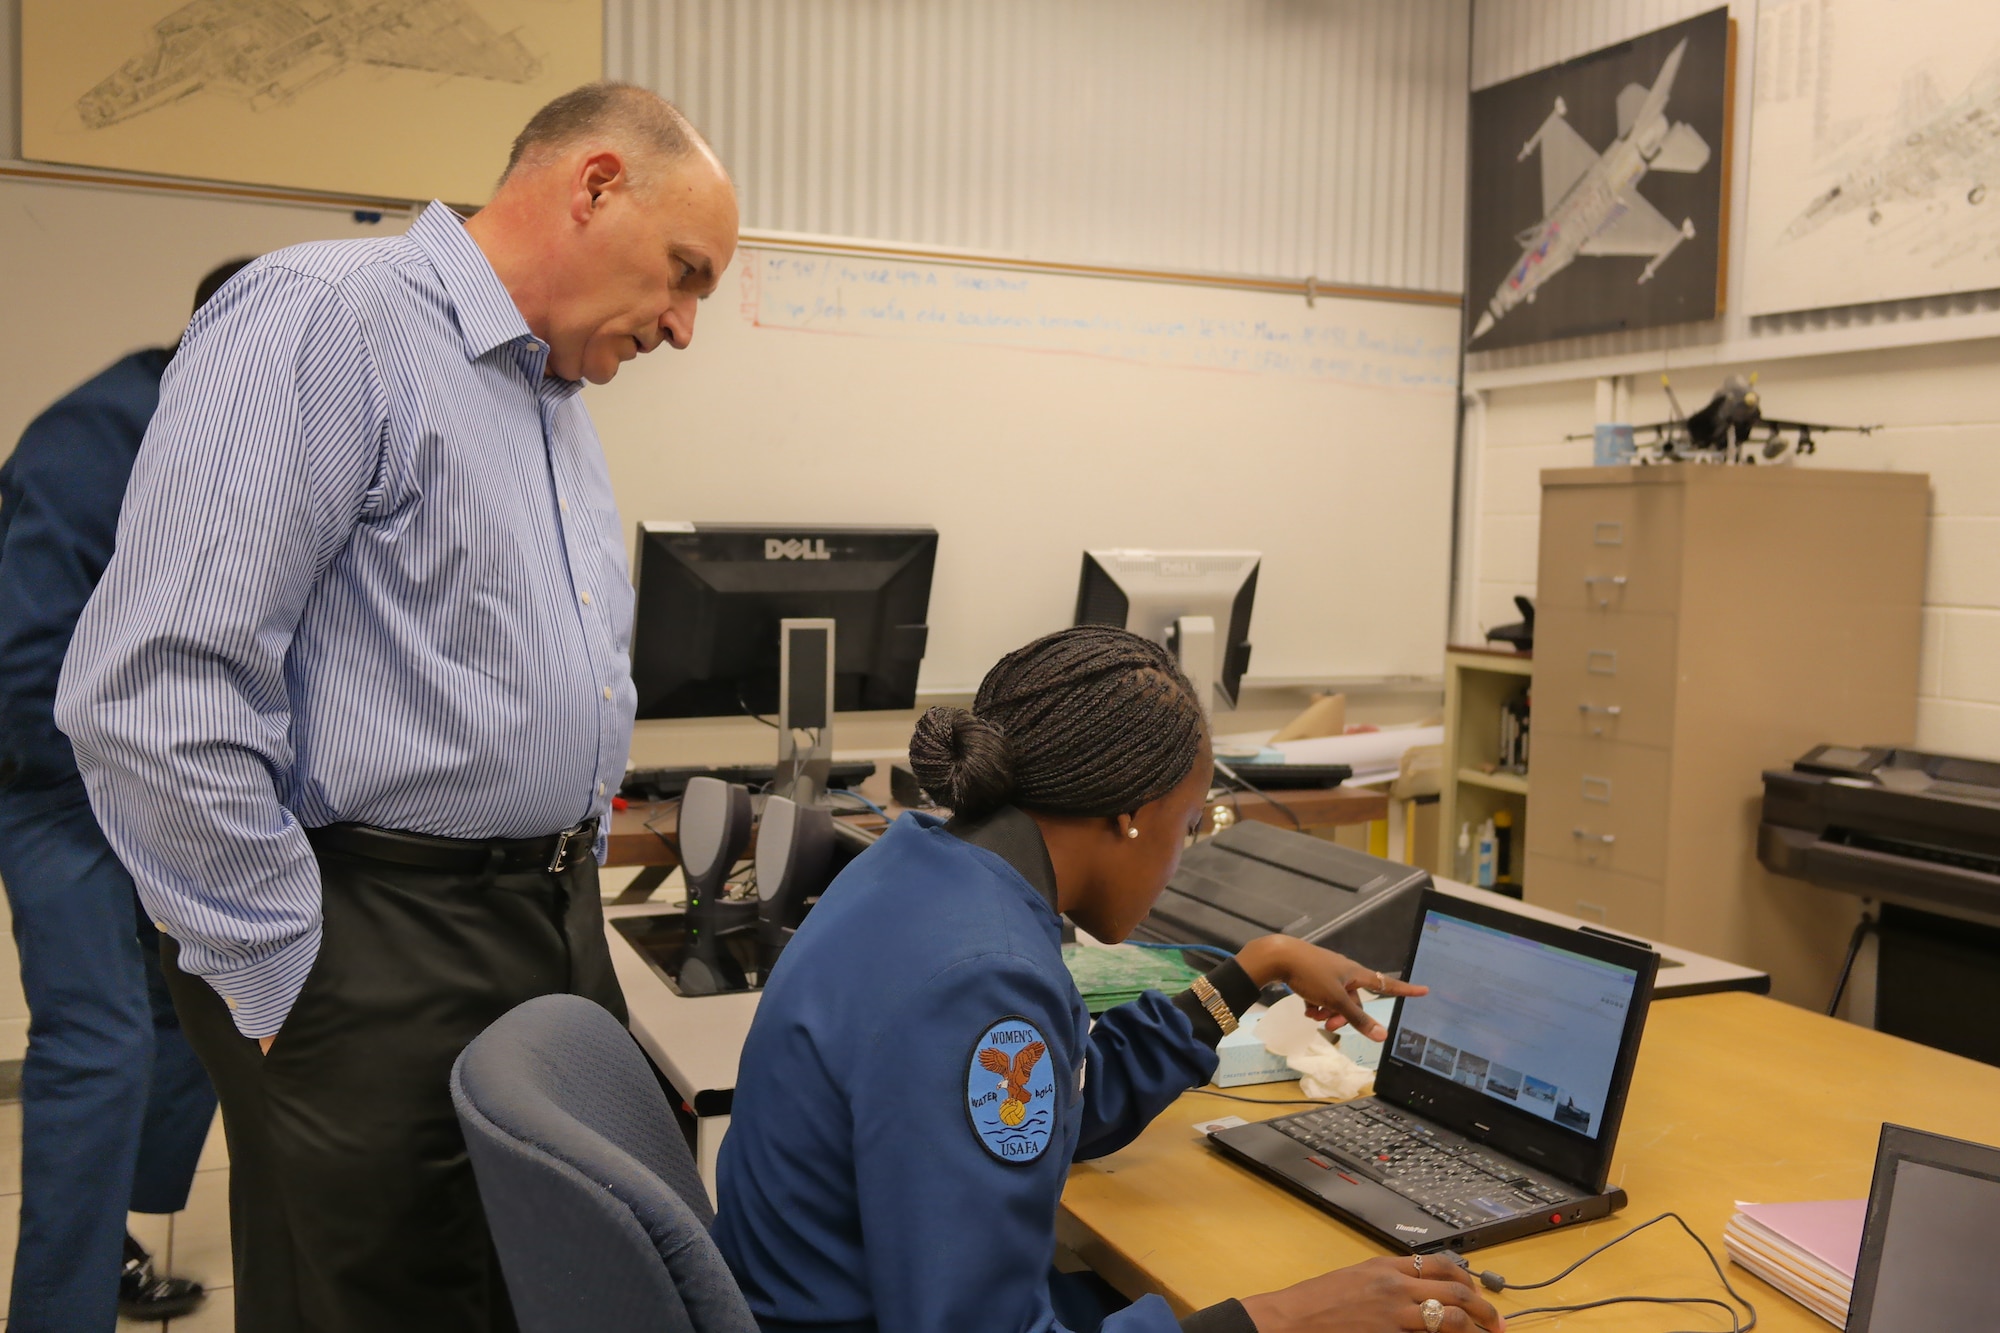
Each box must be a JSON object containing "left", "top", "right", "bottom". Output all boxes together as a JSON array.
[{"left": 1421, "top": 1297, "right": 1445, "bottom": 1333}]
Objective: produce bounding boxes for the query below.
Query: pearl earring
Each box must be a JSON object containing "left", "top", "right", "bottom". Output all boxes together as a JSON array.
[{"left": 1127, "top": 827, "right": 1140, "bottom": 839}]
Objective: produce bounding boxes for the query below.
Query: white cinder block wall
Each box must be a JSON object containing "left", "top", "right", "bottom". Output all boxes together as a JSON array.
[{"left": 1463, "top": 0, "right": 2000, "bottom": 761}]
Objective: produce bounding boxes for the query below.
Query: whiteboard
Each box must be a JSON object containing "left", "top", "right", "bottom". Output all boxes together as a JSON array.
[
  {"left": 586, "top": 246, "right": 1462, "bottom": 694},
  {"left": 0, "top": 181, "right": 1463, "bottom": 694},
  {"left": 0, "top": 175, "right": 396, "bottom": 454}
]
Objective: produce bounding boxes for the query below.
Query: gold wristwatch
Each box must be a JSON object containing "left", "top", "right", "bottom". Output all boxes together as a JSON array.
[{"left": 1189, "top": 974, "right": 1239, "bottom": 1036}]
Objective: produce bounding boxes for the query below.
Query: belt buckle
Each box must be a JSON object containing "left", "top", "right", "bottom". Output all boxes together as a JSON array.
[{"left": 546, "top": 821, "right": 590, "bottom": 874}]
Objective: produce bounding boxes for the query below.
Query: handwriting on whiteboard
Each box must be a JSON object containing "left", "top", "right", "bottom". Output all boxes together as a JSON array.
[{"left": 739, "top": 250, "right": 1458, "bottom": 392}]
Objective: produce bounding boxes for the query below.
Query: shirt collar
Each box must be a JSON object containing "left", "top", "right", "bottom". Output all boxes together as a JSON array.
[
  {"left": 407, "top": 201, "right": 540, "bottom": 364},
  {"left": 947, "top": 806, "right": 1059, "bottom": 913}
]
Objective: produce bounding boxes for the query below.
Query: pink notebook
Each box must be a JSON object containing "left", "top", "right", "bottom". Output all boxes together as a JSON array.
[{"left": 1735, "top": 1199, "right": 1868, "bottom": 1277}]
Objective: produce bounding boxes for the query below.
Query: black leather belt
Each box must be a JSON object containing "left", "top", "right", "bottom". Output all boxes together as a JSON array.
[{"left": 307, "top": 819, "right": 600, "bottom": 875}]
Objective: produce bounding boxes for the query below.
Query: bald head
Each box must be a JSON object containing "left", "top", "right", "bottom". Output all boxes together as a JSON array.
[
  {"left": 469, "top": 82, "right": 740, "bottom": 384},
  {"left": 500, "top": 82, "right": 707, "bottom": 191}
]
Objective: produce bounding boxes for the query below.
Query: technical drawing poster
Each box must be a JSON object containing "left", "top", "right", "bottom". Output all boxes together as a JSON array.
[
  {"left": 1466, "top": 9, "right": 1733, "bottom": 351},
  {"left": 21, "top": 0, "right": 601, "bottom": 204},
  {"left": 1745, "top": 0, "right": 2000, "bottom": 315}
]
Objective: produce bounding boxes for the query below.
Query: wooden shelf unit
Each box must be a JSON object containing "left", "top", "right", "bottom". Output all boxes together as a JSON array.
[{"left": 1438, "top": 646, "right": 1533, "bottom": 892}]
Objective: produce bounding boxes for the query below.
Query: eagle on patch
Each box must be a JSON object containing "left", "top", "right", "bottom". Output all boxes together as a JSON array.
[{"left": 978, "top": 1041, "right": 1046, "bottom": 1126}]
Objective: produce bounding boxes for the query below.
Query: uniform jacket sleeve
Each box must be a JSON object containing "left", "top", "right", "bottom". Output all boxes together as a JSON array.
[
  {"left": 53, "top": 268, "right": 388, "bottom": 1039},
  {"left": 1073, "top": 991, "right": 1222, "bottom": 1162},
  {"left": 0, "top": 359, "right": 156, "bottom": 790},
  {"left": 847, "top": 951, "right": 1184, "bottom": 1333}
]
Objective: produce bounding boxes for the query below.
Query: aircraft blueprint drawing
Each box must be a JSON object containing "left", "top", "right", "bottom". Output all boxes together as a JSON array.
[{"left": 1745, "top": 0, "right": 2000, "bottom": 314}]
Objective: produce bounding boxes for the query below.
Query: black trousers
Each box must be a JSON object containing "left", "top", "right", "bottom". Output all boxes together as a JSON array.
[{"left": 164, "top": 831, "right": 628, "bottom": 1333}]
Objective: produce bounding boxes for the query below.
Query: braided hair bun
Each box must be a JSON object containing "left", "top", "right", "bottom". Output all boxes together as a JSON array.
[
  {"left": 907, "top": 625, "right": 1207, "bottom": 820},
  {"left": 908, "top": 706, "right": 1016, "bottom": 818}
]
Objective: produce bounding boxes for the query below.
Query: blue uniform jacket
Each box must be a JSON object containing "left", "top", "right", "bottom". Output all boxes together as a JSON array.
[
  {"left": 0, "top": 349, "right": 169, "bottom": 792},
  {"left": 714, "top": 808, "right": 1259, "bottom": 1333}
]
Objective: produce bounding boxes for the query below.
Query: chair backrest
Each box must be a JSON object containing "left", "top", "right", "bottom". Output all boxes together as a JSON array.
[{"left": 451, "top": 994, "right": 757, "bottom": 1333}]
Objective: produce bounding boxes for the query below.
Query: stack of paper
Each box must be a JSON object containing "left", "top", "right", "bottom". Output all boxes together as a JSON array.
[
  {"left": 1724, "top": 1198, "right": 1866, "bottom": 1328},
  {"left": 1061, "top": 944, "right": 1202, "bottom": 1015}
]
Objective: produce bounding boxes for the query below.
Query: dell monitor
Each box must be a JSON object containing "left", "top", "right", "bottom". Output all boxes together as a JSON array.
[
  {"left": 1074, "top": 549, "right": 1258, "bottom": 713},
  {"left": 632, "top": 522, "right": 937, "bottom": 719}
]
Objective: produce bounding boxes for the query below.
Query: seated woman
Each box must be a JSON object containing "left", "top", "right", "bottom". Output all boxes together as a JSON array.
[{"left": 713, "top": 626, "right": 1502, "bottom": 1333}]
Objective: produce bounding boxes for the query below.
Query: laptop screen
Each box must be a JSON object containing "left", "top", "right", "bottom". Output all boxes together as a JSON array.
[
  {"left": 1848, "top": 1136, "right": 2000, "bottom": 1331},
  {"left": 1384, "top": 910, "right": 1641, "bottom": 1140}
]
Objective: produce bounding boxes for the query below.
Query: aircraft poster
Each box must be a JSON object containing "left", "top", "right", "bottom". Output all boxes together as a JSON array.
[
  {"left": 1466, "top": 9, "right": 1734, "bottom": 352},
  {"left": 1744, "top": 0, "right": 2000, "bottom": 315},
  {"left": 20, "top": 0, "right": 601, "bottom": 206}
]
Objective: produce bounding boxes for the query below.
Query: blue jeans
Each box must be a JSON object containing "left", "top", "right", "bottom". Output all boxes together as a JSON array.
[{"left": 0, "top": 781, "right": 217, "bottom": 1333}]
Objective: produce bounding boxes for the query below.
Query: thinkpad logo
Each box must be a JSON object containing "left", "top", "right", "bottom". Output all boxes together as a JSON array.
[
  {"left": 765, "top": 538, "right": 831, "bottom": 561},
  {"left": 1394, "top": 1224, "right": 1430, "bottom": 1234}
]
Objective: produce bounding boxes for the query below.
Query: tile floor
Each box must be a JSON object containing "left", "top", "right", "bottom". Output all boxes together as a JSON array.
[{"left": 0, "top": 1100, "right": 234, "bottom": 1330}]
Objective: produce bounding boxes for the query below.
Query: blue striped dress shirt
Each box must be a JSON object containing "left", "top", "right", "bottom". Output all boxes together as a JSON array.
[{"left": 55, "top": 203, "right": 638, "bottom": 1039}]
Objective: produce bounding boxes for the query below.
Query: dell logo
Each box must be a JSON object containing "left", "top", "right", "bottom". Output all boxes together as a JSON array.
[
  {"left": 765, "top": 538, "right": 831, "bottom": 561},
  {"left": 1394, "top": 1224, "right": 1430, "bottom": 1235}
]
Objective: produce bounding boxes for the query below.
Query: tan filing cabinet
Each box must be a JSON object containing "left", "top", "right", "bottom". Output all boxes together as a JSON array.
[{"left": 1526, "top": 466, "right": 1928, "bottom": 1009}]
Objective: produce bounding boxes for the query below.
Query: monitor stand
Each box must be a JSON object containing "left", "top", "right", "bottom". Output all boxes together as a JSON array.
[
  {"left": 1169, "top": 614, "right": 1217, "bottom": 718},
  {"left": 775, "top": 618, "right": 836, "bottom": 806}
]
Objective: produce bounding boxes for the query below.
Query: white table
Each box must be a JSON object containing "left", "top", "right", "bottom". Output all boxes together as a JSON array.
[{"left": 609, "top": 876, "right": 1770, "bottom": 1200}]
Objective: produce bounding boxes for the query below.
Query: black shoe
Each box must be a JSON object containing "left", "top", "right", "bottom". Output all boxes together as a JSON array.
[{"left": 119, "top": 1234, "right": 206, "bottom": 1322}]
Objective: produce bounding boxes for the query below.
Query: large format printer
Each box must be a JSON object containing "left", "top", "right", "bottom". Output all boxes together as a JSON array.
[{"left": 1760, "top": 745, "right": 2000, "bottom": 1066}]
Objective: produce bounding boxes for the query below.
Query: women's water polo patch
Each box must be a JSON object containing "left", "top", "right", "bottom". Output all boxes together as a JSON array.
[{"left": 965, "top": 1016, "right": 1057, "bottom": 1164}]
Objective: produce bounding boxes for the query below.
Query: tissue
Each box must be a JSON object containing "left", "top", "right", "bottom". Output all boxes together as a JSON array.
[{"left": 1255, "top": 993, "right": 1375, "bottom": 1101}]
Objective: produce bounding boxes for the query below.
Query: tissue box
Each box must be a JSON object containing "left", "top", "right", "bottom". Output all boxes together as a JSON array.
[
  {"left": 1212, "top": 998, "right": 1400, "bottom": 1087},
  {"left": 1215, "top": 1010, "right": 1293, "bottom": 1087}
]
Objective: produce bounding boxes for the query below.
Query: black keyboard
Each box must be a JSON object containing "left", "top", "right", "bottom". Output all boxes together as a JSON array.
[
  {"left": 1225, "top": 762, "right": 1354, "bottom": 790},
  {"left": 620, "top": 761, "right": 879, "bottom": 802},
  {"left": 1272, "top": 1102, "right": 1576, "bottom": 1231}
]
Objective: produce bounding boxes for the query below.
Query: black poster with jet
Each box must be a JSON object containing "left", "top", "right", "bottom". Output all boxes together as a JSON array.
[{"left": 1466, "top": 9, "right": 1733, "bottom": 352}]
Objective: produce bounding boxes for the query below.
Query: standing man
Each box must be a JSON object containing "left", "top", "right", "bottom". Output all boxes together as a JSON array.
[
  {"left": 56, "top": 84, "right": 739, "bottom": 1333},
  {"left": 0, "top": 259, "right": 250, "bottom": 1330}
]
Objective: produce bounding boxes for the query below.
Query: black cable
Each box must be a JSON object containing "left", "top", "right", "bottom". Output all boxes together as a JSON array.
[
  {"left": 1826, "top": 911, "right": 1877, "bottom": 1016},
  {"left": 1212, "top": 759, "right": 1305, "bottom": 832},
  {"left": 735, "top": 681, "right": 780, "bottom": 729},
  {"left": 1479, "top": 1212, "right": 1756, "bottom": 1333}
]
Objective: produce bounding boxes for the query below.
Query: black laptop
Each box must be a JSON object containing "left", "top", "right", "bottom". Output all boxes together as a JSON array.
[
  {"left": 1208, "top": 891, "right": 1658, "bottom": 1253},
  {"left": 1845, "top": 1123, "right": 2000, "bottom": 1331}
]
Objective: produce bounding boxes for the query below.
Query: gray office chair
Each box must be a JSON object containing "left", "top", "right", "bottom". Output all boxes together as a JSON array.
[{"left": 450, "top": 994, "right": 757, "bottom": 1333}]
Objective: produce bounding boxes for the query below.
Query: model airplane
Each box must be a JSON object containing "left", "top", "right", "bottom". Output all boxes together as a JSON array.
[
  {"left": 1574, "top": 374, "right": 1882, "bottom": 464},
  {"left": 1783, "top": 63, "right": 2000, "bottom": 243},
  {"left": 1472, "top": 38, "right": 1712, "bottom": 344},
  {"left": 77, "top": 0, "right": 541, "bottom": 130}
]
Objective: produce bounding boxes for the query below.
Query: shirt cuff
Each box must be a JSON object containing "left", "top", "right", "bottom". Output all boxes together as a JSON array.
[
  {"left": 1171, "top": 959, "right": 1262, "bottom": 1048},
  {"left": 200, "top": 922, "right": 323, "bottom": 1040},
  {"left": 1181, "top": 1298, "right": 1257, "bottom": 1333}
]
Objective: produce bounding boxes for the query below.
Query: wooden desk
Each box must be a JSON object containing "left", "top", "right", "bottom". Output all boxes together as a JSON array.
[
  {"left": 1059, "top": 993, "right": 2000, "bottom": 1329},
  {"left": 605, "top": 783, "right": 1388, "bottom": 868}
]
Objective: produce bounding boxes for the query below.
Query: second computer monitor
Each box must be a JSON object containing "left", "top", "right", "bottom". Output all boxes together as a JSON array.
[{"left": 1074, "top": 549, "right": 1258, "bottom": 713}]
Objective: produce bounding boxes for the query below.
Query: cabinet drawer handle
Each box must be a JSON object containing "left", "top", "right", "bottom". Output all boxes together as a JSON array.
[
  {"left": 1583, "top": 574, "right": 1628, "bottom": 607},
  {"left": 1581, "top": 776, "right": 1612, "bottom": 803},
  {"left": 1587, "top": 650, "right": 1618, "bottom": 675},
  {"left": 1572, "top": 829, "right": 1617, "bottom": 845},
  {"left": 1578, "top": 703, "right": 1623, "bottom": 716},
  {"left": 1594, "top": 521, "right": 1624, "bottom": 546}
]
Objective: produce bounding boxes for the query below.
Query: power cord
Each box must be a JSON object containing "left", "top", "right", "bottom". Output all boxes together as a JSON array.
[
  {"left": 1128, "top": 941, "right": 1238, "bottom": 965},
  {"left": 1185, "top": 1087, "right": 1342, "bottom": 1107},
  {"left": 1460, "top": 1211, "right": 1758, "bottom": 1333}
]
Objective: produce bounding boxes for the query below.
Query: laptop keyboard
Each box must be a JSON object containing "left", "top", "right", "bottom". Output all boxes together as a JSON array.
[{"left": 1273, "top": 1101, "right": 1577, "bottom": 1231}]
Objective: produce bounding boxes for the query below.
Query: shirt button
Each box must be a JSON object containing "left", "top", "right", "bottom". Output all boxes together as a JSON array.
[
  {"left": 225, "top": 997, "right": 238, "bottom": 1011},
  {"left": 597, "top": 781, "right": 606, "bottom": 796},
  {"left": 602, "top": 686, "right": 613, "bottom": 701},
  {"left": 579, "top": 589, "right": 592, "bottom": 606},
  {"left": 559, "top": 496, "right": 569, "bottom": 513}
]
